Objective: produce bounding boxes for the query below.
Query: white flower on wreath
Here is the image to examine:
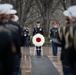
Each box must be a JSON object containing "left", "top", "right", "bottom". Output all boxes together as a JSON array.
[{"left": 32, "top": 33, "right": 45, "bottom": 46}]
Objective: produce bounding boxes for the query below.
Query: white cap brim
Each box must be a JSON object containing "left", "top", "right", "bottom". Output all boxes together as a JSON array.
[
  {"left": 0, "top": 7, "right": 9, "bottom": 14},
  {"left": 0, "top": 4, "right": 13, "bottom": 14},
  {"left": 63, "top": 10, "right": 72, "bottom": 19},
  {"left": 68, "top": 6, "right": 76, "bottom": 12},
  {"left": 68, "top": 6, "right": 76, "bottom": 18},
  {"left": 0, "top": 4, "right": 13, "bottom": 10},
  {"left": 71, "top": 11, "right": 76, "bottom": 17},
  {"left": 6, "top": 9, "right": 17, "bottom": 14}
]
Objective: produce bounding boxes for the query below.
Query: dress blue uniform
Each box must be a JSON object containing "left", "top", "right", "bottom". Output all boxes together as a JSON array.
[
  {"left": 24, "top": 28, "right": 30, "bottom": 47},
  {"left": 23, "top": 28, "right": 30, "bottom": 59},
  {"left": 0, "top": 3, "right": 23, "bottom": 75},
  {"left": 50, "top": 27, "right": 58, "bottom": 56},
  {"left": 60, "top": 25, "right": 70, "bottom": 75},
  {"left": 65, "top": 22, "right": 76, "bottom": 75},
  {"left": 5, "top": 20, "right": 24, "bottom": 75},
  {"left": 53, "top": 22, "right": 72, "bottom": 75},
  {"left": 33, "top": 26, "right": 44, "bottom": 56},
  {"left": 33, "top": 27, "right": 44, "bottom": 36},
  {"left": 0, "top": 22, "right": 19, "bottom": 75}
]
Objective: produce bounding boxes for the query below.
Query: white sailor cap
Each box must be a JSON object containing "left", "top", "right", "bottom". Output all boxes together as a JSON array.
[
  {"left": 71, "top": 11, "right": 76, "bottom": 17},
  {"left": 13, "top": 15, "right": 19, "bottom": 21},
  {"left": 63, "top": 10, "right": 72, "bottom": 19},
  {"left": 68, "top": 6, "right": 76, "bottom": 17},
  {"left": 0, "top": 7, "right": 9, "bottom": 14},
  {"left": 0, "top": 4, "right": 13, "bottom": 10},
  {"left": 2, "top": 4, "right": 13, "bottom": 9},
  {"left": 0, "top": 4, "right": 13, "bottom": 14},
  {"left": 6, "top": 9, "right": 17, "bottom": 14},
  {"left": 68, "top": 6, "right": 76, "bottom": 12}
]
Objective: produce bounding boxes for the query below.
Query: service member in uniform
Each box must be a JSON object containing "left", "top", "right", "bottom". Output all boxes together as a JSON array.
[
  {"left": 33, "top": 21, "right": 44, "bottom": 56},
  {"left": 50, "top": 22, "right": 58, "bottom": 56},
  {"left": 23, "top": 26, "right": 29, "bottom": 35},
  {"left": 1, "top": 4, "right": 24, "bottom": 75},
  {"left": 64, "top": 6, "right": 76, "bottom": 75},
  {"left": 5, "top": 8, "right": 24, "bottom": 75},
  {"left": 23, "top": 26, "right": 30, "bottom": 60},
  {"left": 52, "top": 10, "right": 72, "bottom": 75},
  {"left": 60, "top": 10, "right": 72, "bottom": 75},
  {"left": 0, "top": 4, "right": 18, "bottom": 75}
]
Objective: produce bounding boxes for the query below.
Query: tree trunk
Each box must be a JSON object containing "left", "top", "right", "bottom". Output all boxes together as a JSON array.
[
  {"left": 70, "top": 0, "right": 76, "bottom": 5},
  {"left": 42, "top": 9, "right": 50, "bottom": 38}
]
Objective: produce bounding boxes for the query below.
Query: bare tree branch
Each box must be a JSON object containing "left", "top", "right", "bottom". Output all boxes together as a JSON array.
[{"left": 51, "top": 0, "right": 61, "bottom": 13}]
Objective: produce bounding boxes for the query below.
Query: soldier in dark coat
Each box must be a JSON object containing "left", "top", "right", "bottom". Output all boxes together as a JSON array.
[
  {"left": 0, "top": 4, "right": 19, "bottom": 75},
  {"left": 64, "top": 6, "right": 76, "bottom": 75},
  {"left": 23, "top": 27, "right": 30, "bottom": 59},
  {"left": 50, "top": 22, "right": 58, "bottom": 56},
  {"left": 33, "top": 21, "right": 44, "bottom": 36},
  {"left": 0, "top": 4, "right": 24, "bottom": 75},
  {"left": 33, "top": 21, "right": 44, "bottom": 56},
  {"left": 52, "top": 10, "right": 72, "bottom": 75},
  {"left": 4, "top": 10, "right": 24, "bottom": 75},
  {"left": 24, "top": 27, "right": 30, "bottom": 47}
]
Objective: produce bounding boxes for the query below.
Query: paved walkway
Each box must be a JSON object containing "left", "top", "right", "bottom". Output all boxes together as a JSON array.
[{"left": 21, "top": 46, "right": 63, "bottom": 75}]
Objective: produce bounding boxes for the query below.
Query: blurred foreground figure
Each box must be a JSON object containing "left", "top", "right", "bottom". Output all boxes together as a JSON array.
[
  {"left": 0, "top": 4, "right": 18, "bottom": 75},
  {"left": 53, "top": 6, "right": 76, "bottom": 75},
  {"left": 60, "top": 10, "right": 71, "bottom": 75},
  {"left": 5, "top": 7, "right": 24, "bottom": 75},
  {"left": 0, "top": 3, "right": 24, "bottom": 75},
  {"left": 65, "top": 6, "right": 76, "bottom": 75}
]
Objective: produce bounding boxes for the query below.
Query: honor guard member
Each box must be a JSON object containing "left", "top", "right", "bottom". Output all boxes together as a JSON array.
[
  {"left": 59, "top": 10, "right": 72, "bottom": 75},
  {"left": 53, "top": 9, "right": 74, "bottom": 75},
  {"left": 4, "top": 8, "right": 24, "bottom": 75},
  {"left": 24, "top": 27, "right": 30, "bottom": 47},
  {"left": 33, "top": 21, "right": 44, "bottom": 56},
  {"left": 53, "top": 10, "right": 72, "bottom": 75},
  {"left": 23, "top": 26, "right": 29, "bottom": 35},
  {"left": 64, "top": 6, "right": 76, "bottom": 75},
  {"left": 23, "top": 27, "right": 30, "bottom": 59},
  {"left": 0, "top": 4, "right": 23, "bottom": 75},
  {"left": 3, "top": 4, "right": 22, "bottom": 75},
  {"left": 6, "top": 9, "right": 24, "bottom": 47},
  {"left": 50, "top": 22, "right": 58, "bottom": 56},
  {"left": 0, "top": 4, "right": 18, "bottom": 75}
]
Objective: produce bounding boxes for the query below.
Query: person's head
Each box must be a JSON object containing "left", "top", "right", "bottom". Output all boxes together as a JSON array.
[
  {"left": 11, "top": 15, "right": 19, "bottom": 22},
  {"left": 6, "top": 9, "right": 17, "bottom": 21},
  {"left": 63, "top": 10, "right": 72, "bottom": 24},
  {"left": 0, "top": 4, "right": 13, "bottom": 22},
  {"left": 52, "top": 22, "right": 58, "bottom": 28},
  {"left": 36, "top": 21, "right": 41, "bottom": 27},
  {"left": 68, "top": 6, "right": 76, "bottom": 22}
]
